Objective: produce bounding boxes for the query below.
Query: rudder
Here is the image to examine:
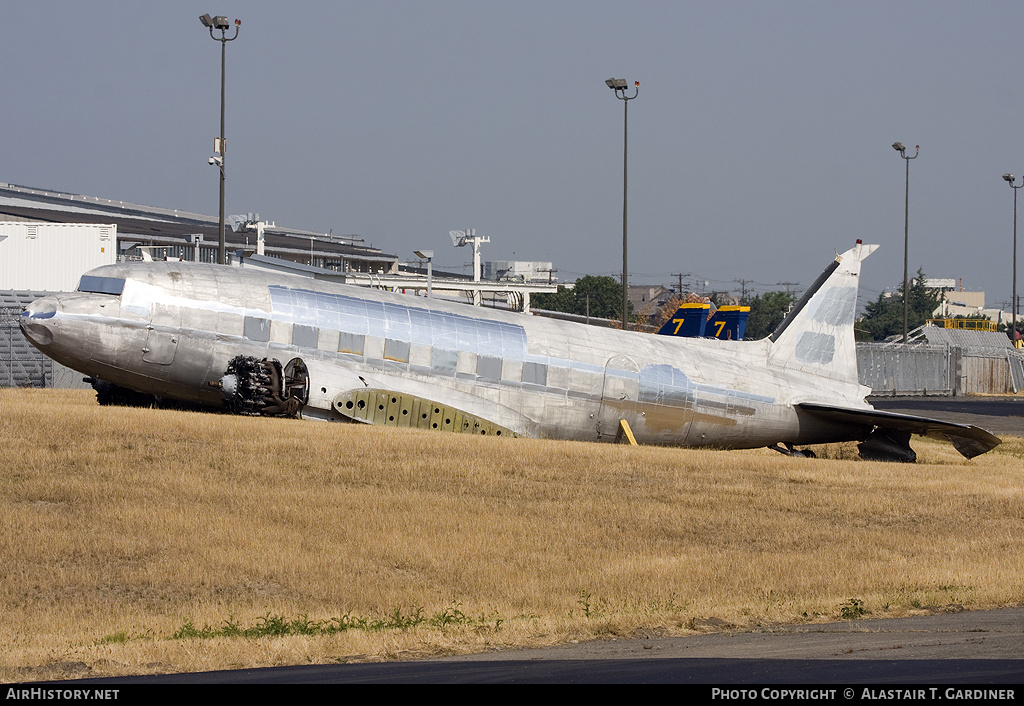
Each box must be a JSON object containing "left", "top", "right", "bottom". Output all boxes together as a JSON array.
[{"left": 767, "top": 241, "right": 878, "bottom": 386}]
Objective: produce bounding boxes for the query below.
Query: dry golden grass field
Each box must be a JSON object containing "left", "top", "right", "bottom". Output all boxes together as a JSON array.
[{"left": 1, "top": 388, "right": 1022, "bottom": 681}]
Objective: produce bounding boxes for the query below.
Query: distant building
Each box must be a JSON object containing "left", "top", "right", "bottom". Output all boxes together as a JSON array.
[
  {"left": 483, "top": 261, "right": 555, "bottom": 283},
  {"left": 628, "top": 284, "right": 675, "bottom": 318},
  {"left": 0, "top": 182, "right": 401, "bottom": 388},
  {"left": 925, "top": 278, "right": 1002, "bottom": 321},
  {"left": 0, "top": 182, "right": 399, "bottom": 286},
  {"left": 0, "top": 223, "right": 116, "bottom": 291}
]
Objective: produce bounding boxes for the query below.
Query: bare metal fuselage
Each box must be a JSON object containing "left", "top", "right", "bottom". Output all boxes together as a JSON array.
[{"left": 19, "top": 259, "right": 874, "bottom": 449}]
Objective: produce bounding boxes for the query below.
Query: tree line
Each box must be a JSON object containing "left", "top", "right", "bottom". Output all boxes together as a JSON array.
[{"left": 531, "top": 271, "right": 1017, "bottom": 342}]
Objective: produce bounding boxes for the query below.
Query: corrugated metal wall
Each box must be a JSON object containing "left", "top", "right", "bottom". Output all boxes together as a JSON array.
[
  {"left": 856, "top": 343, "right": 954, "bottom": 395},
  {"left": 857, "top": 342, "right": 1024, "bottom": 396}
]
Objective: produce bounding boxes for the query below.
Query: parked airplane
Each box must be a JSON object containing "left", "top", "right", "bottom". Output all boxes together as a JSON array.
[{"left": 19, "top": 241, "right": 999, "bottom": 462}]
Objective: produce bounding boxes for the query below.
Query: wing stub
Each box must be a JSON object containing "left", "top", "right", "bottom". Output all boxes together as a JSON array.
[{"left": 333, "top": 388, "right": 519, "bottom": 437}]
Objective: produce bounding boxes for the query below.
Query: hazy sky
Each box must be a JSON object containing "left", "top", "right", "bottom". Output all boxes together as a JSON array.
[{"left": 4, "top": 1, "right": 1024, "bottom": 311}]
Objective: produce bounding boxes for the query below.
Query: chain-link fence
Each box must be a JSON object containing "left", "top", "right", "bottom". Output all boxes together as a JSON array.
[
  {"left": 1, "top": 305, "right": 49, "bottom": 386},
  {"left": 1, "top": 303, "right": 89, "bottom": 389}
]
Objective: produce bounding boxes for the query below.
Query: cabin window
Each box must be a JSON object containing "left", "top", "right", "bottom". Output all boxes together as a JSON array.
[
  {"left": 78, "top": 275, "right": 125, "bottom": 295},
  {"left": 522, "top": 361, "right": 547, "bottom": 386},
  {"left": 338, "top": 332, "right": 364, "bottom": 356},
  {"left": 268, "top": 285, "right": 530, "bottom": 359},
  {"left": 243, "top": 316, "right": 270, "bottom": 342},
  {"left": 384, "top": 339, "right": 410, "bottom": 363},
  {"left": 477, "top": 355, "right": 502, "bottom": 381},
  {"left": 431, "top": 348, "right": 457, "bottom": 373},
  {"left": 292, "top": 324, "right": 318, "bottom": 349}
]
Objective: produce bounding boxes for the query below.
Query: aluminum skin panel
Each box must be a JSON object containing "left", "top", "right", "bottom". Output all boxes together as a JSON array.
[{"left": 17, "top": 243, "right": 1002, "bottom": 458}]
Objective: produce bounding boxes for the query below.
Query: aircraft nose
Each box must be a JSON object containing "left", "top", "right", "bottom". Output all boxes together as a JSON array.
[
  {"left": 19, "top": 297, "right": 59, "bottom": 348},
  {"left": 23, "top": 297, "right": 58, "bottom": 319}
]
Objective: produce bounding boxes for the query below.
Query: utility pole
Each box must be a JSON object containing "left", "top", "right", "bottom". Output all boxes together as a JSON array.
[
  {"left": 734, "top": 278, "right": 755, "bottom": 302},
  {"left": 538, "top": 267, "right": 558, "bottom": 284}
]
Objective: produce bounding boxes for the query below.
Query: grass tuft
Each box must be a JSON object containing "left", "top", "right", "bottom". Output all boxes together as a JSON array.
[
  {"left": 840, "top": 598, "right": 867, "bottom": 620},
  {"left": 170, "top": 602, "right": 497, "bottom": 641}
]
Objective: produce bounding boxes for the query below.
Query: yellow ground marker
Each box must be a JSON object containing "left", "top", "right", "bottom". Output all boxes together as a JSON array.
[{"left": 619, "top": 418, "right": 638, "bottom": 446}]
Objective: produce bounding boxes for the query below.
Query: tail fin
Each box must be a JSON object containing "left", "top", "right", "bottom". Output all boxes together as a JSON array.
[
  {"left": 656, "top": 303, "right": 711, "bottom": 337},
  {"left": 767, "top": 241, "right": 878, "bottom": 386}
]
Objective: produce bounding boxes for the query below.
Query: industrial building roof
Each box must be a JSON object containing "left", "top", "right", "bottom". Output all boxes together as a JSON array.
[
  {"left": 921, "top": 326, "right": 1013, "bottom": 351},
  {"left": 0, "top": 182, "right": 397, "bottom": 269}
]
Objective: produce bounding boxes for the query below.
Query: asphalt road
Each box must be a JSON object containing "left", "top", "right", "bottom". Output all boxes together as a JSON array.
[{"left": 57, "top": 607, "right": 1024, "bottom": 685}]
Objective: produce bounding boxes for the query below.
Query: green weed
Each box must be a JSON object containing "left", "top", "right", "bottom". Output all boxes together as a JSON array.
[
  {"left": 169, "top": 602, "right": 504, "bottom": 641},
  {"left": 840, "top": 598, "right": 867, "bottom": 620}
]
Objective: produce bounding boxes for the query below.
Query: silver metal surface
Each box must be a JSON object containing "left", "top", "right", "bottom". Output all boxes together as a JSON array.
[{"left": 18, "top": 243, "right": 1001, "bottom": 458}]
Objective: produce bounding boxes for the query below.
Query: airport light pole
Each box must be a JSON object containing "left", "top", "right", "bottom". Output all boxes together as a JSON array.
[
  {"left": 1003, "top": 174, "right": 1021, "bottom": 344},
  {"left": 606, "top": 78, "right": 639, "bottom": 331},
  {"left": 200, "top": 14, "right": 240, "bottom": 265},
  {"left": 414, "top": 250, "right": 434, "bottom": 298},
  {"left": 892, "top": 142, "right": 919, "bottom": 344}
]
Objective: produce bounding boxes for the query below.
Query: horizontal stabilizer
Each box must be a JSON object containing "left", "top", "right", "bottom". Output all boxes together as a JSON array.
[{"left": 798, "top": 403, "right": 1001, "bottom": 459}]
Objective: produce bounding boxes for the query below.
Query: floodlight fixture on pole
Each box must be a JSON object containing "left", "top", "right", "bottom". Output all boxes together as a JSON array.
[
  {"left": 200, "top": 13, "right": 240, "bottom": 265},
  {"left": 1004, "top": 173, "right": 1021, "bottom": 344},
  {"left": 449, "top": 229, "right": 490, "bottom": 305},
  {"left": 414, "top": 250, "right": 434, "bottom": 298},
  {"left": 606, "top": 77, "right": 639, "bottom": 330},
  {"left": 892, "top": 141, "right": 919, "bottom": 343}
]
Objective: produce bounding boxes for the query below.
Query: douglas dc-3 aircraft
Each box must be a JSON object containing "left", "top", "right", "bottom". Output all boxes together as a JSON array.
[{"left": 19, "top": 241, "right": 1000, "bottom": 462}]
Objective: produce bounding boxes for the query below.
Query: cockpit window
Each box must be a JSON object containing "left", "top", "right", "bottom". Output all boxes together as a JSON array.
[{"left": 78, "top": 275, "right": 125, "bottom": 295}]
